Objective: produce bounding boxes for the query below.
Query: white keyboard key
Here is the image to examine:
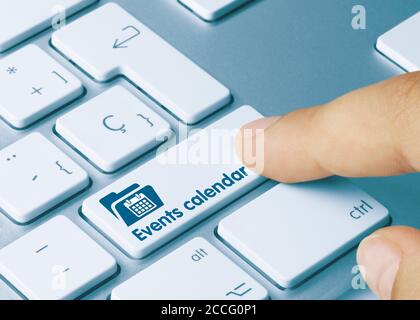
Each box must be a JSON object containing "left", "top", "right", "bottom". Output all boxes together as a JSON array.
[
  {"left": 218, "top": 178, "right": 390, "bottom": 288},
  {"left": 0, "top": 133, "right": 89, "bottom": 223},
  {"left": 56, "top": 86, "right": 173, "bottom": 173},
  {"left": 52, "top": 3, "right": 231, "bottom": 124},
  {"left": 0, "top": 216, "right": 117, "bottom": 300},
  {"left": 377, "top": 12, "right": 420, "bottom": 71},
  {"left": 0, "top": 45, "right": 83, "bottom": 129},
  {"left": 0, "top": 0, "right": 97, "bottom": 52},
  {"left": 180, "top": 0, "right": 252, "bottom": 21},
  {"left": 82, "top": 106, "right": 266, "bottom": 258},
  {"left": 111, "top": 237, "right": 268, "bottom": 300}
]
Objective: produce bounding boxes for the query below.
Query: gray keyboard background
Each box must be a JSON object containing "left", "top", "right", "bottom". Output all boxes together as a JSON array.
[{"left": 0, "top": 0, "right": 419, "bottom": 300}]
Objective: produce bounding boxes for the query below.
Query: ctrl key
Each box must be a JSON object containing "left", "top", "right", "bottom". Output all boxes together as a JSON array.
[
  {"left": 111, "top": 238, "right": 268, "bottom": 300},
  {"left": 218, "top": 177, "right": 391, "bottom": 289}
]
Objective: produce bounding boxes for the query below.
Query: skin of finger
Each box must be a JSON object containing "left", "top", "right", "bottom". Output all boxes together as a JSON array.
[
  {"left": 250, "top": 72, "right": 420, "bottom": 183},
  {"left": 357, "top": 234, "right": 402, "bottom": 299},
  {"left": 358, "top": 226, "right": 420, "bottom": 300}
]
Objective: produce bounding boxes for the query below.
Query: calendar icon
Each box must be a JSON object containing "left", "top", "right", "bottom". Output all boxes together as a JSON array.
[
  {"left": 123, "top": 192, "right": 157, "bottom": 218},
  {"left": 100, "top": 183, "right": 164, "bottom": 227}
]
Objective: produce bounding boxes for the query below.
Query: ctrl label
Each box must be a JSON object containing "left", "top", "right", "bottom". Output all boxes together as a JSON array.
[
  {"left": 349, "top": 200, "right": 374, "bottom": 220},
  {"left": 191, "top": 248, "right": 209, "bottom": 262}
]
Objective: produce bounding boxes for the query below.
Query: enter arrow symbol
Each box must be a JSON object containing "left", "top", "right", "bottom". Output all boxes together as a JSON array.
[
  {"left": 113, "top": 25, "right": 141, "bottom": 49},
  {"left": 113, "top": 39, "right": 128, "bottom": 49}
]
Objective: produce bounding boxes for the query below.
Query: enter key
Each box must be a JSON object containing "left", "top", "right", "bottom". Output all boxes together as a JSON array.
[{"left": 51, "top": 3, "right": 231, "bottom": 124}]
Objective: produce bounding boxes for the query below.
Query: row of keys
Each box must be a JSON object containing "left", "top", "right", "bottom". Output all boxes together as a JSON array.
[
  {"left": 112, "top": 173, "right": 392, "bottom": 297},
  {"left": 0, "top": 216, "right": 266, "bottom": 300},
  {"left": 0, "top": 4, "right": 415, "bottom": 131},
  {"left": 0, "top": 177, "right": 390, "bottom": 299},
  {"left": 112, "top": 175, "right": 390, "bottom": 297}
]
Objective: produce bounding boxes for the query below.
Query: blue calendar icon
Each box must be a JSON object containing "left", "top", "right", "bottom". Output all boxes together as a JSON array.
[{"left": 100, "top": 183, "right": 164, "bottom": 227}]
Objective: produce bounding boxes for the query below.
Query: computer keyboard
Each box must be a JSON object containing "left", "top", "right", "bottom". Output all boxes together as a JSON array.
[{"left": 0, "top": 0, "right": 417, "bottom": 300}]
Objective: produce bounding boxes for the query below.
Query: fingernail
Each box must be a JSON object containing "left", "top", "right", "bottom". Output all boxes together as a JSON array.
[{"left": 357, "top": 234, "right": 402, "bottom": 300}]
